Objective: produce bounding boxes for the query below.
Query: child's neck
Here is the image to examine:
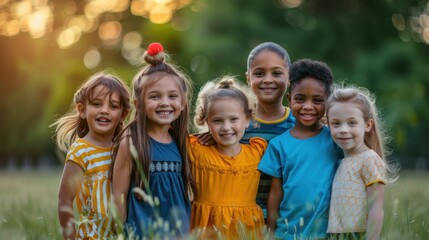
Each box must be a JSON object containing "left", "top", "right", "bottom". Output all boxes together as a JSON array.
[
  {"left": 256, "top": 102, "right": 285, "bottom": 121},
  {"left": 148, "top": 127, "right": 172, "bottom": 143},
  {"left": 83, "top": 134, "right": 113, "bottom": 148},
  {"left": 215, "top": 143, "right": 242, "bottom": 157},
  {"left": 290, "top": 121, "right": 324, "bottom": 139}
]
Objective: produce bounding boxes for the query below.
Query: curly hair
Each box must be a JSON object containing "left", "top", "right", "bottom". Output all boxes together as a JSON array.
[{"left": 289, "top": 58, "right": 333, "bottom": 96}]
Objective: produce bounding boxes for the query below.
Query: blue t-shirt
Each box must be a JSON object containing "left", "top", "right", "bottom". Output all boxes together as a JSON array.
[
  {"left": 258, "top": 126, "right": 341, "bottom": 240},
  {"left": 241, "top": 108, "right": 296, "bottom": 219}
]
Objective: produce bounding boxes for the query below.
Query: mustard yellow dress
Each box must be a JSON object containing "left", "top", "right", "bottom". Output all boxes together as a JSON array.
[{"left": 188, "top": 135, "right": 267, "bottom": 239}]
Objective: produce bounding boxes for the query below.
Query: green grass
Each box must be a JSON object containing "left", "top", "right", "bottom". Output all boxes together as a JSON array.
[{"left": 0, "top": 169, "right": 428, "bottom": 239}]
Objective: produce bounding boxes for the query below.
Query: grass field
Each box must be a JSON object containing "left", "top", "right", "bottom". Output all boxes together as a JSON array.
[{"left": 0, "top": 168, "right": 428, "bottom": 239}]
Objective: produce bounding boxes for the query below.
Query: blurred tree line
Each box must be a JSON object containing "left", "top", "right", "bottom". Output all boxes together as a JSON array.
[{"left": 0, "top": 0, "right": 428, "bottom": 169}]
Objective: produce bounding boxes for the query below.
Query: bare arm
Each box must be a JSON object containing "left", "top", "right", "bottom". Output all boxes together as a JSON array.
[
  {"left": 266, "top": 177, "right": 283, "bottom": 236},
  {"left": 195, "top": 131, "right": 217, "bottom": 146},
  {"left": 366, "top": 182, "right": 385, "bottom": 240},
  {"left": 58, "top": 162, "right": 84, "bottom": 240},
  {"left": 112, "top": 138, "right": 133, "bottom": 223}
]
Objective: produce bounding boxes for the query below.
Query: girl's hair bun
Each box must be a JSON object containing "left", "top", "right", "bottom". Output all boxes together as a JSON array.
[
  {"left": 217, "top": 77, "right": 235, "bottom": 89},
  {"left": 147, "top": 42, "right": 164, "bottom": 56},
  {"left": 144, "top": 42, "right": 165, "bottom": 65}
]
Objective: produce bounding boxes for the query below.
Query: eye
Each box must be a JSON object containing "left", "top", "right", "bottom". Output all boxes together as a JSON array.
[
  {"left": 149, "top": 95, "right": 159, "bottom": 100},
  {"left": 349, "top": 121, "right": 357, "bottom": 126},
  {"left": 293, "top": 96, "right": 304, "bottom": 103},
  {"left": 329, "top": 121, "right": 340, "bottom": 127},
  {"left": 111, "top": 104, "right": 120, "bottom": 109},
  {"left": 253, "top": 71, "right": 264, "bottom": 77},
  {"left": 91, "top": 101, "right": 101, "bottom": 107},
  {"left": 314, "top": 98, "right": 325, "bottom": 104},
  {"left": 169, "top": 94, "right": 179, "bottom": 99},
  {"left": 273, "top": 71, "right": 283, "bottom": 77},
  {"left": 231, "top": 117, "right": 239, "bottom": 122}
]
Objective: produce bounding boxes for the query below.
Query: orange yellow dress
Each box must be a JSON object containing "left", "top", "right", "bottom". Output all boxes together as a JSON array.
[{"left": 188, "top": 135, "right": 267, "bottom": 239}]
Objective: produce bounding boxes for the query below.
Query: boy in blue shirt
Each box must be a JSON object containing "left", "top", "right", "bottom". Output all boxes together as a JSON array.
[{"left": 258, "top": 59, "right": 342, "bottom": 239}]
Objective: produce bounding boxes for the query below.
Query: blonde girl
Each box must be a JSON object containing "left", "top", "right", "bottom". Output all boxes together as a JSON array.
[
  {"left": 189, "top": 76, "right": 267, "bottom": 239},
  {"left": 326, "top": 85, "right": 398, "bottom": 240},
  {"left": 111, "top": 43, "right": 194, "bottom": 238},
  {"left": 53, "top": 72, "right": 130, "bottom": 239}
]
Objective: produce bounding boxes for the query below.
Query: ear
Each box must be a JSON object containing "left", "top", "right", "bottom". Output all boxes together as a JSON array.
[
  {"left": 121, "top": 108, "right": 130, "bottom": 121},
  {"left": 365, "top": 119, "right": 374, "bottom": 132},
  {"left": 77, "top": 103, "right": 86, "bottom": 119},
  {"left": 245, "top": 72, "right": 250, "bottom": 86}
]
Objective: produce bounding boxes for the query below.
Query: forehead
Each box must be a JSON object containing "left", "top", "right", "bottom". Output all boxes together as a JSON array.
[
  {"left": 292, "top": 77, "right": 327, "bottom": 96},
  {"left": 145, "top": 75, "right": 182, "bottom": 92},
  {"left": 207, "top": 97, "right": 245, "bottom": 116},
  {"left": 90, "top": 85, "right": 120, "bottom": 100},
  {"left": 249, "top": 50, "right": 287, "bottom": 69},
  {"left": 328, "top": 102, "right": 364, "bottom": 117}
]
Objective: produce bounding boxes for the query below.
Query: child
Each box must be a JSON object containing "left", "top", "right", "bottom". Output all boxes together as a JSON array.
[
  {"left": 111, "top": 42, "right": 194, "bottom": 238},
  {"left": 326, "top": 86, "right": 398, "bottom": 240},
  {"left": 53, "top": 72, "right": 130, "bottom": 239},
  {"left": 189, "top": 76, "right": 267, "bottom": 239},
  {"left": 245, "top": 42, "right": 296, "bottom": 220},
  {"left": 198, "top": 42, "right": 296, "bottom": 219},
  {"left": 258, "top": 59, "right": 342, "bottom": 239}
]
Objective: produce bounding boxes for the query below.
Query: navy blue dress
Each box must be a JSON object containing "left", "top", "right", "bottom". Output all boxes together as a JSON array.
[{"left": 126, "top": 138, "right": 190, "bottom": 238}]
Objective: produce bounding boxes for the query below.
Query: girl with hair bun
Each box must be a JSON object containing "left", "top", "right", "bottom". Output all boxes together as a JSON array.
[
  {"left": 111, "top": 42, "right": 194, "bottom": 238},
  {"left": 189, "top": 75, "right": 267, "bottom": 239}
]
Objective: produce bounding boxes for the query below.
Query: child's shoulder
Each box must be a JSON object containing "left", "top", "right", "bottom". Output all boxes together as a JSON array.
[{"left": 246, "top": 137, "right": 268, "bottom": 154}]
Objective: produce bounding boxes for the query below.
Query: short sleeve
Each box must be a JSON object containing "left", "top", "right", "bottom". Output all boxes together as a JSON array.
[
  {"left": 258, "top": 140, "right": 282, "bottom": 178},
  {"left": 361, "top": 152, "right": 386, "bottom": 187},
  {"left": 65, "top": 146, "right": 86, "bottom": 171},
  {"left": 249, "top": 137, "right": 267, "bottom": 156}
]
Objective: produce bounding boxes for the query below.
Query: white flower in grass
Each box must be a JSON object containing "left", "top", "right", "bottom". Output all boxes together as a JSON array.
[
  {"left": 132, "top": 187, "right": 154, "bottom": 207},
  {"left": 299, "top": 217, "right": 304, "bottom": 227},
  {"left": 164, "top": 221, "right": 170, "bottom": 232},
  {"left": 175, "top": 219, "right": 182, "bottom": 230},
  {"left": 154, "top": 196, "right": 160, "bottom": 206}
]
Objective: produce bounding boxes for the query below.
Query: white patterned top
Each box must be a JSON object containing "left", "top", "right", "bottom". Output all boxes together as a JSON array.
[{"left": 328, "top": 149, "right": 386, "bottom": 233}]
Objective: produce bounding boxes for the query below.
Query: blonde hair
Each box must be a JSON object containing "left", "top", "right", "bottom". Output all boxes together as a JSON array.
[
  {"left": 194, "top": 75, "right": 256, "bottom": 132},
  {"left": 327, "top": 85, "right": 399, "bottom": 182},
  {"left": 112, "top": 45, "right": 195, "bottom": 197},
  {"left": 51, "top": 71, "right": 131, "bottom": 153}
]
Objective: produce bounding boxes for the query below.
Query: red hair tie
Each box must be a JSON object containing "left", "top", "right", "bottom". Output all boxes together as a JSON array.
[{"left": 147, "top": 42, "right": 164, "bottom": 56}]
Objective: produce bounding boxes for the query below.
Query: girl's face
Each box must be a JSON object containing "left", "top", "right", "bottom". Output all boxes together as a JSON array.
[
  {"left": 288, "top": 77, "right": 327, "bottom": 130},
  {"left": 143, "top": 75, "right": 185, "bottom": 130},
  {"left": 328, "top": 102, "right": 373, "bottom": 157},
  {"left": 79, "top": 85, "right": 125, "bottom": 141},
  {"left": 206, "top": 97, "right": 250, "bottom": 156},
  {"left": 246, "top": 50, "right": 289, "bottom": 106}
]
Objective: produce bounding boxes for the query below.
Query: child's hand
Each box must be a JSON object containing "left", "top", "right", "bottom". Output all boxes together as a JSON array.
[{"left": 196, "top": 132, "right": 216, "bottom": 146}]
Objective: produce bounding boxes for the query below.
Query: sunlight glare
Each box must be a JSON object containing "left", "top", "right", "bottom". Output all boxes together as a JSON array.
[
  {"left": 422, "top": 28, "right": 429, "bottom": 44},
  {"left": 5, "top": 19, "right": 19, "bottom": 36},
  {"left": 84, "top": 48, "right": 101, "bottom": 69},
  {"left": 122, "top": 31, "right": 142, "bottom": 50},
  {"left": 279, "top": 0, "right": 303, "bottom": 8},
  {"left": 13, "top": 0, "right": 31, "bottom": 18},
  {"left": 28, "top": 6, "right": 51, "bottom": 38},
  {"left": 98, "top": 21, "right": 122, "bottom": 46},
  {"left": 57, "top": 26, "right": 81, "bottom": 49},
  {"left": 149, "top": 5, "right": 172, "bottom": 24}
]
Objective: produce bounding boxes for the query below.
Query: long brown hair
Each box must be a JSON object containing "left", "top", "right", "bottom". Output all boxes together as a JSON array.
[{"left": 112, "top": 45, "right": 195, "bottom": 199}]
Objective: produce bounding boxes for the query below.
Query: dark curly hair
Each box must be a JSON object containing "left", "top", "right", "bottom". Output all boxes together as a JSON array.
[{"left": 288, "top": 59, "right": 333, "bottom": 96}]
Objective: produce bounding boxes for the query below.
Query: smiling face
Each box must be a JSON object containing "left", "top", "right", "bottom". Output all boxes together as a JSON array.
[
  {"left": 79, "top": 85, "right": 124, "bottom": 142},
  {"left": 289, "top": 77, "right": 327, "bottom": 133},
  {"left": 246, "top": 50, "right": 289, "bottom": 106},
  {"left": 328, "top": 102, "right": 373, "bottom": 157},
  {"left": 143, "top": 75, "right": 185, "bottom": 131},
  {"left": 206, "top": 97, "right": 250, "bottom": 156}
]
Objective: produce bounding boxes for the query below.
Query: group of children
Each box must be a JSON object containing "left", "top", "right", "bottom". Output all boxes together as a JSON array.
[{"left": 52, "top": 41, "right": 397, "bottom": 240}]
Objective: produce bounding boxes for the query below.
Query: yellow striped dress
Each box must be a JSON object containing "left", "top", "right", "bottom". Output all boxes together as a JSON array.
[{"left": 66, "top": 138, "right": 114, "bottom": 239}]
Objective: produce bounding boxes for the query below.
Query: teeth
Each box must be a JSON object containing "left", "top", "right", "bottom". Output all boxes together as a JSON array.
[{"left": 158, "top": 111, "right": 171, "bottom": 115}]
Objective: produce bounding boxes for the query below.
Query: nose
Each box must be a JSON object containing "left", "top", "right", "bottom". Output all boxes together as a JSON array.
[
  {"left": 339, "top": 124, "right": 348, "bottom": 133},
  {"left": 159, "top": 96, "right": 169, "bottom": 106},
  {"left": 100, "top": 104, "right": 109, "bottom": 114},
  {"left": 302, "top": 101, "right": 313, "bottom": 110},
  {"left": 262, "top": 75, "right": 274, "bottom": 84}
]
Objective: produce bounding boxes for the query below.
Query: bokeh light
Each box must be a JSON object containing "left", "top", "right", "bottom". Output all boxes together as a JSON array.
[{"left": 84, "top": 47, "right": 102, "bottom": 69}]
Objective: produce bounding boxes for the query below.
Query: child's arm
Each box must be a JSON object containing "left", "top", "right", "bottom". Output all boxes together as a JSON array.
[
  {"left": 112, "top": 138, "right": 133, "bottom": 222},
  {"left": 195, "top": 131, "right": 217, "bottom": 146},
  {"left": 58, "top": 162, "right": 84, "bottom": 240},
  {"left": 266, "top": 177, "right": 283, "bottom": 235},
  {"left": 366, "top": 183, "right": 385, "bottom": 240}
]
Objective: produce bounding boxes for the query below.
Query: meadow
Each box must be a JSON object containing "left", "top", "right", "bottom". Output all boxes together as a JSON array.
[{"left": 0, "top": 168, "right": 428, "bottom": 239}]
